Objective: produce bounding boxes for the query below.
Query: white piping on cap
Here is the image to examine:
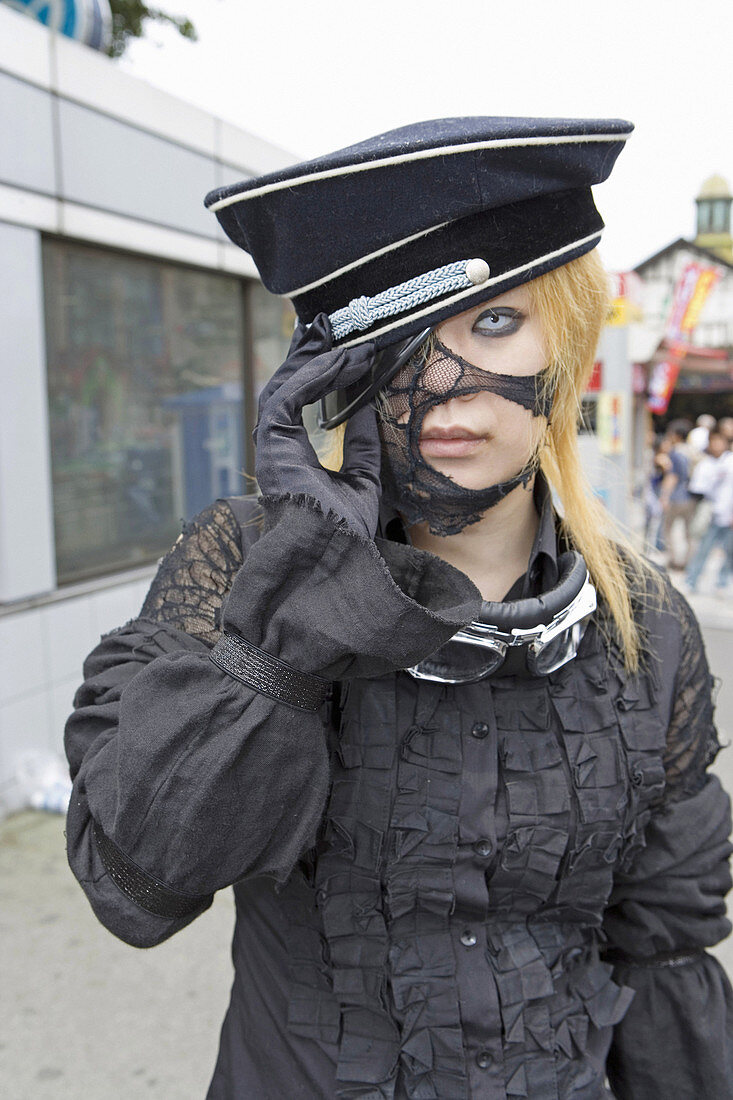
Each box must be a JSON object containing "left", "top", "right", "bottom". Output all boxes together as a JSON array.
[
  {"left": 208, "top": 132, "right": 630, "bottom": 211},
  {"left": 336, "top": 230, "right": 604, "bottom": 348}
]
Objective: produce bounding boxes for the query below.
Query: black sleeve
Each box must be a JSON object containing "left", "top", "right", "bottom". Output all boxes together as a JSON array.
[
  {"left": 603, "top": 587, "right": 733, "bottom": 1099},
  {"left": 65, "top": 495, "right": 482, "bottom": 949},
  {"left": 65, "top": 499, "right": 333, "bottom": 947}
]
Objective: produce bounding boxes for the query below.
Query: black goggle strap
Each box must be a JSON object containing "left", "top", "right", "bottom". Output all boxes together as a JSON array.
[{"left": 317, "top": 327, "right": 432, "bottom": 430}]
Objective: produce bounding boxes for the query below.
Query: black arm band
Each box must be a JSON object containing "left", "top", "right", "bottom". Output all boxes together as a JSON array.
[
  {"left": 93, "top": 819, "right": 213, "bottom": 920},
  {"left": 603, "top": 947, "right": 705, "bottom": 970},
  {"left": 209, "top": 631, "right": 331, "bottom": 712}
]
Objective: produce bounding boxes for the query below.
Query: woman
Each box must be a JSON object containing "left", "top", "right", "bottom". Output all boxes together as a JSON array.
[{"left": 65, "top": 117, "right": 733, "bottom": 1099}]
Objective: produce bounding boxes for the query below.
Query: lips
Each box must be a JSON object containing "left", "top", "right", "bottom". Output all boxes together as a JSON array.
[
  {"left": 420, "top": 426, "right": 481, "bottom": 441},
  {"left": 419, "top": 425, "right": 485, "bottom": 458}
]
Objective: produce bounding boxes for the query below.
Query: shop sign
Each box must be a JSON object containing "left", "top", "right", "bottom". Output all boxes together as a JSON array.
[
  {"left": 585, "top": 360, "right": 603, "bottom": 393},
  {"left": 647, "top": 358, "right": 682, "bottom": 414},
  {"left": 646, "top": 261, "right": 723, "bottom": 413},
  {"left": 597, "top": 391, "right": 626, "bottom": 455},
  {"left": 608, "top": 272, "right": 643, "bottom": 326}
]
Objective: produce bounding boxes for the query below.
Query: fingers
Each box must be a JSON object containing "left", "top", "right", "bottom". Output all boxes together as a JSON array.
[
  {"left": 255, "top": 314, "right": 334, "bottom": 430},
  {"left": 341, "top": 404, "right": 381, "bottom": 483},
  {"left": 263, "top": 341, "right": 377, "bottom": 430}
]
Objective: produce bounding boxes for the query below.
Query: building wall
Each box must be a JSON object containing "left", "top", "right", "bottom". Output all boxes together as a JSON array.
[
  {"left": 636, "top": 245, "right": 733, "bottom": 351},
  {"left": 0, "top": 6, "right": 294, "bottom": 815}
]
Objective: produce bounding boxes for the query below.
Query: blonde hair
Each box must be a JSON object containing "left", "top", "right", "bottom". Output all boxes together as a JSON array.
[
  {"left": 526, "top": 250, "right": 655, "bottom": 671},
  {"left": 320, "top": 250, "right": 653, "bottom": 670}
]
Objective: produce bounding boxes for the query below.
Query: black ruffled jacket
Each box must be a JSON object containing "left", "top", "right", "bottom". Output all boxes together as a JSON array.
[{"left": 65, "top": 494, "right": 733, "bottom": 1099}]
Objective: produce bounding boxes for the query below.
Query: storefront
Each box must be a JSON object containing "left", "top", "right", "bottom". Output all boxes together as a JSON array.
[{"left": 0, "top": 6, "right": 295, "bottom": 813}]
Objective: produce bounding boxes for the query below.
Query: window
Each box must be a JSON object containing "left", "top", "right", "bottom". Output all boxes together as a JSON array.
[
  {"left": 711, "top": 199, "right": 731, "bottom": 234},
  {"left": 249, "top": 280, "right": 296, "bottom": 405},
  {"left": 697, "top": 201, "right": 711, "bottom": 234},
  {"left": 43, "top": 240, "right": 247, "bottom": 584}
]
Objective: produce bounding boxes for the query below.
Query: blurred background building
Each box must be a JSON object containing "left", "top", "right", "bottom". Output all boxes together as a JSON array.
[
  {"left": 577, "top": 175, "right": 732, "bottom": 519},
  {"left": 0, "top": 3, "right": 295, "bottom": 815},
  {"left": 634, "top": 175, "right": 733, "bottom": 425}
]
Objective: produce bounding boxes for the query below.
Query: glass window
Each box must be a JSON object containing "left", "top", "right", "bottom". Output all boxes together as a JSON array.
[
  {"left": 697, "top": 201, "right": 711, "bottom": 233},
  {"left": 43, "top": 239, "right": 246, "bottom": 584},
  {"left": 711, "top": 199, "right": 731, "bottom": 233},
  {"left": 249, "top": 280, "right": 296, "bottom": 404}
]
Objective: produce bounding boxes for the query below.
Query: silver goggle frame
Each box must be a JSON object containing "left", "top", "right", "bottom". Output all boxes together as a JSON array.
[{"left": 407, "top": 571, "right": 597, "bottom": 683}]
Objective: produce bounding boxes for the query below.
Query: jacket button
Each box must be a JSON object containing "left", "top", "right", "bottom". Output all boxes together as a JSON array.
[
  {"left": 474, "top": 839, "right": 493, "bottom": 858},
  {"left": 460, "top": 929, "right": 478, "bottom": 947},
  {"left": 471, "top": 721, "right": 490, "bottom": 739},
  {"left": 475, "top": 1050, "right": 493, "bottom": 1069}
]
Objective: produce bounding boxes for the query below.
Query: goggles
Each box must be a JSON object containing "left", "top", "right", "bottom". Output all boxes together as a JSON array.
[
  {"left": 318, "top": 328, "right": 432, "bottom": 430},
  {"left": 406, "top": 553, "right": 596, "bottom": 682}
]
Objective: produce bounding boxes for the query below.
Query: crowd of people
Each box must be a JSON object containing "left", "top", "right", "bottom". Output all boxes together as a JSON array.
[{"left": 645, "top": 413, "right": 733, "bottom": 592}]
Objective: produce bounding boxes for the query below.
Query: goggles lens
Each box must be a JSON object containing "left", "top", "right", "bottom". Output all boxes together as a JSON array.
[
  {"left": 407, "top": 638, "right": 506, "bottom": 683},
  {"left": 529, "top": 621, "right": 584, "bottom": 676}
]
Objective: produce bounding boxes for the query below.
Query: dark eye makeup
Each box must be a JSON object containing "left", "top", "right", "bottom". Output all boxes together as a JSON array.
[{"left": 472, "top": 307, "right": 523, "bottom": 337}]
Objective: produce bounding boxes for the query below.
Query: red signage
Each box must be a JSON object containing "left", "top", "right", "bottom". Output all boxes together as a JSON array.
[
  {"left": 647, "top": 357, "right": 682, "bottom": 414},
  {"left": 647, "top": 261, "right": 723, "bottom": 413},
  {"left": 586, "top": 360, "right": 603, "bottom": 393}
]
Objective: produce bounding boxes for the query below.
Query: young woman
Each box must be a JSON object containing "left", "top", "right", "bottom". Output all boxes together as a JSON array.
[{"left": 65, "top": 118, "right": 733, "bottom": 1099}]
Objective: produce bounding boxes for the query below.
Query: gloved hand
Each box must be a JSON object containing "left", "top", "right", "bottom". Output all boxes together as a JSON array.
[
  {"left": 213, "top": 312, "right": 482, "bottom": 696},
  {"left": 254, "top": 314, "right": 381, "bottom": 538}
]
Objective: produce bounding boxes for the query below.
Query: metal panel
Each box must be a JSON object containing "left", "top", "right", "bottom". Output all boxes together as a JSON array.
[
  {"left": 58, "top": 98, "right": 218, "bottom": 236},
  {"left": 0, "top": 222, "right": 56, "bottom": 601},
  {"left": 0, "top": 72, "right": 56, "bottom": 194}
]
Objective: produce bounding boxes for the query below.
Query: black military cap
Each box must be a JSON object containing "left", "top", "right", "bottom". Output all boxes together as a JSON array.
[{"left": 205, "top": 116, "right": 632, "bottom": 349}]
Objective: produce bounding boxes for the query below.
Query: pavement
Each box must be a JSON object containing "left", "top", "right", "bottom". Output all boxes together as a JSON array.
[
  {"left": 2, "top": 560, "right": 733, "bottom": 1099},
  {"left": 0, "top": 810, "right": 235, "bottom": 1099}
]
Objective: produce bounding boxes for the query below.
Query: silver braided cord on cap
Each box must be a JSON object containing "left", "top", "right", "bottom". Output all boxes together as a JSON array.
[{"left": 328, "top": 258, "right": 490, "bottom": 340}]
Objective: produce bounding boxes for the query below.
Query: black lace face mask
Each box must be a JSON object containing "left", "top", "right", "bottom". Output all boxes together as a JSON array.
[{"left": 378, "top": 336, "right": 553, "bottom": 536}]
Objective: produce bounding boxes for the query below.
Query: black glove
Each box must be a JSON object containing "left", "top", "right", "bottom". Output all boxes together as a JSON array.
[
  {"left": 254, "top": 314, "right": 381, "bottom": 538},
  {"left": 211, "top": 314, "right": 482, "bottom": 707}
]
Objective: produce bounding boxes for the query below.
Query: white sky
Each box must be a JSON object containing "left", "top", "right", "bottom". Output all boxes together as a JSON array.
[{"left": 119, "top": 0, "right": 733, "bottom": 274}]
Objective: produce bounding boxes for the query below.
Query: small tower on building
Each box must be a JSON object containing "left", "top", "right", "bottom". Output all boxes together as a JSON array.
[{"left": 694, "top": 174, "right": 733, "bottom": 262}]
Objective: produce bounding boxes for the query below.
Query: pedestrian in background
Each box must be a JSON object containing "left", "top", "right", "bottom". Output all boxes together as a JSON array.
[
  {"left": 688, "top": 413, "right": 717, "bottom": 454},
  {"left": 659, "top": 419, "right": 695, "bottom": 569},
  {"left": 686, "top": 427, "right": 733, "bottom": 593},
  {"left": 643, "top": 435, "right": 671, "bottom": 556},
  {"left": 718, "top": 417, "right": 733, "bottom": 446}
]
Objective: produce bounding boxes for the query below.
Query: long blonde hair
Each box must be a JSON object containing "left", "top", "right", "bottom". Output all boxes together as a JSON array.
[
  {"left": 526, "top": 250, "right": 653, "bottom": 671},
  {"left": 320, "top": 251, "right": 653, "bottom": 670}
]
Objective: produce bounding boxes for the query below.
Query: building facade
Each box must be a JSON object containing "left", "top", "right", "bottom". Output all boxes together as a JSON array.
[
  {"left": 0, "top": 6, "right": 295, "bottom": 814},
  {"left": 634, "top": 176, "right": 733, "bottom": 425}
]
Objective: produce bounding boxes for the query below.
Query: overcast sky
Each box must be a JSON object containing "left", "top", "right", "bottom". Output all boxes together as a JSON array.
[{"left": 119, "top": 0, "right": 733, "bottom": 274}]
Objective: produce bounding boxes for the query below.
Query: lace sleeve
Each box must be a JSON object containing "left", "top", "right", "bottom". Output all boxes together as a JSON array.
[
  {"left": 662, "top": 584, "right": 722, "bottom": 800},
  {"left": 139, "top": 500, "right": 244, "bottom": 648}
]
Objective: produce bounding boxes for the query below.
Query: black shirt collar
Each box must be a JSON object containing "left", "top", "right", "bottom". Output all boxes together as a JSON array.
[{"left": 504, "top": 473, "right": 559, "bottom": 600}]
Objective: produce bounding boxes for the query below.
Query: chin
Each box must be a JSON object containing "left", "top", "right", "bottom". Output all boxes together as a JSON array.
[{"left": 431, "top": 461, "right": 519, "bottom": 491}]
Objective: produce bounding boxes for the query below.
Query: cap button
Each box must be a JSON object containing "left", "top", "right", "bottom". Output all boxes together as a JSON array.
[{"left": 465, "top": 258, "right": 490, "bottom": 285}]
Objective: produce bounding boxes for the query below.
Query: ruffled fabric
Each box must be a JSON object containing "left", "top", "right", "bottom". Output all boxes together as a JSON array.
[
  {"left": 280, "top": 607, "right": 696, "bottom": 1098},
  {"left": 65, "top": 493, "right": 732, "bottom": 1097}
]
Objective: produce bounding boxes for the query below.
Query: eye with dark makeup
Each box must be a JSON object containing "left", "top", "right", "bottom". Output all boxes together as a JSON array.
[{"left": 472, "top": 307, "right": 523, "bottom": 337}]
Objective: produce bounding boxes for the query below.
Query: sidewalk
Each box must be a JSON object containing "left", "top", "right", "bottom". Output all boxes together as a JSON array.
[
  {"left": 667, "top": 566, "right": 733, "bottom": 632},
  {"left": 0, "top": 810, "right": 235, "bottom": 1099}
]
